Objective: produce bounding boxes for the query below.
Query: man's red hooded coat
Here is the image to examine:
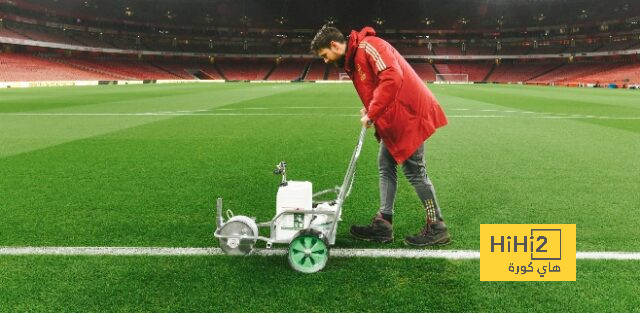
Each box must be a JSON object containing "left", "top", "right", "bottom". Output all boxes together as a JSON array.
[{"left": 344, "top": 27, "right": 448, "bottom": 164}]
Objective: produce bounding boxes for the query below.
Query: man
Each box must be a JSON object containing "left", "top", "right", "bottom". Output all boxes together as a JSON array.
[{"left": 310, "top": 25, "right": 450, "bottom": 246}]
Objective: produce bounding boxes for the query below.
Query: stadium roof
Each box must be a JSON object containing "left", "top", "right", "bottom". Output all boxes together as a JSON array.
[{"left": 5, "top": 0, "right": 639, "bottom": 31}]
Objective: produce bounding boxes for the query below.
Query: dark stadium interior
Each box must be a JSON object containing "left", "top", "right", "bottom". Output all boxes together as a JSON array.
[
  {"left": 5, "top": 0, "right": 639, "bottom": 29},
  {"left": 1, "top": 0, "right": 639, "bottom": 86}
]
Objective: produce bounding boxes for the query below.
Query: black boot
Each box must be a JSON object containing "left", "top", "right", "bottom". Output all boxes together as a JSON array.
[
  {"left": 404, "top": 222, "right": 451, "bottom": 247},
  {"left": 350, "top": 213, "right": 393, "bottom": 243}
]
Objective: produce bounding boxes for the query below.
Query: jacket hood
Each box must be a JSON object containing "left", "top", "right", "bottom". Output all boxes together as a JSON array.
[{"left": 344, "top": 26, "right": 377, "bottom": 73}]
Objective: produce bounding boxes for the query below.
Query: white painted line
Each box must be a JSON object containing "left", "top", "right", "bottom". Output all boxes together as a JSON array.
[
  {"left": 532, "top": 116, "right": 566, "bottom": 119},
  {"left": 461, "top": 114, "right": 640, "bottom": 120},
  {"left": 0, "top": 112, "right": 506, "bottom": 118},
  {"left": 576, "top": 252, "right": 640, "bottom": 260},
  {"left": 213, "top": 107, "right": 360, "bottom": 110},
  {"left": 2, "top": 113, "right": 639, "bottom": 120},
  {"left": 0, "top": 112, "right": 359, "bottom": 117},
  {"left": 1, "top": 247, "right": 639, "bottom": 260},
  {"left": 0, "top": 247, "right": 220, "bottom": 256},
  {"left": 330, "top": 248, "right": 480, "bottom": 259},
  {"left": 283, "top": 107, "right": 361, "bottom": 109},
  {"left": 451, "top": 115, "right": 507, "bottom": 118}
]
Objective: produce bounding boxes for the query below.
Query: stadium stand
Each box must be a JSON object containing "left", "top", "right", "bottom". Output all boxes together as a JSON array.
[
  {"left": 0, "top": 53, "right": 113, "bottom": 81},
  {"left": 0, "top": 27, "right": 29, "bottom": 40},
  {"left": 409, "top": 63, "right": 437, "bottom": 81},
  {"left": 571, "top": 42, "right": 602, "bottom": 53},
  {"left": 596, "top": 40, "right": 639, "bottom": 52},
  {"left": 528, "top": 62, "right": 622, "bottom": 85},
  {"left": 486, "top": 63, "right": 561, "bottom": 83},
  {"left": 53, "top": 58, "right": 187, "bottom": 80},
  {"left": 267, "top": 59, "right": 306, "bottom": 81},
  {"left": 628, "top": 42, "right": 640, "bottom": 50},
  {"left": 0, "top": 0, "right": 639, "bottom": 86},
  {"left": 305, "top": 60, "right": 327, "bottom": 81},
  {"left": 529, "top": 45, "right": 567, "bottom": 54},
  {"left": 466, "top": 47, "right": 495, "bottom": 55},
  {"left": 326, "top": 64, "right": 348, "bottom": 80},
  {"left": 572, "top": 63, "right": 640, "bottom": 85},
  {"left": 396, "top": 45, "right": 431, "bottom": 55},
  {"left": 215, "top": 58, "right": 273, "bottom": 81},
  {"left": 7, "top": 25, "right": 81, "bottom": 46},
  {"left": 69, "top": 33, "right": 116, "bottom": 49},
  {"left": 498, "top": 46, "right": 531, "bottom": 55},
  {"left": 108, "top": 38, "right": 141, "bottom": 51},
  {"left": 433, "top": 46, "right": 461, "bottom": 55},
  {"left": 434, "top": 63, "right": 493, "bottom": 82},
  {"left": 148, "top": 62, "right": 200, "bottom": 80},
  {"left": 0, "top": 52, "right": 230, "bottom": 81}
]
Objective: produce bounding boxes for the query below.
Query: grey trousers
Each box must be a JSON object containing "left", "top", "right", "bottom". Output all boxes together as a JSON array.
[{"left": 378, "top": 141, "right": 444, "bottom": 224}]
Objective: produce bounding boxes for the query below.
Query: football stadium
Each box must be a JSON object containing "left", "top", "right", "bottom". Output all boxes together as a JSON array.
[{"left": 1, "top": 0, "right": 639, "bottom": 312}]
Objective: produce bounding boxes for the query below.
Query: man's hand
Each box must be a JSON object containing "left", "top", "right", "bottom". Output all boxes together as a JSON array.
[
  {"left": 360, "top": 107, "right": 368, "bottom": 117},
  {"left": 360, "top": 115, "right": 373, "bottom": 128}
]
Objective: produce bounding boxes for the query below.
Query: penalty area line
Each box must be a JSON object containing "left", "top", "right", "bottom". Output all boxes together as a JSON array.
[{"left": 1, "top": 247, "right": 640, "bottom": 260}]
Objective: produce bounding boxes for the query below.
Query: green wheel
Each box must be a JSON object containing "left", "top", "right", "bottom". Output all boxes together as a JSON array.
[{"left": 288, "top": 232, "right": 329, "bottom": 273}]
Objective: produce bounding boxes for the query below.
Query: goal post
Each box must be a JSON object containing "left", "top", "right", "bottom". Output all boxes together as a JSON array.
[{"left": 435, "top": 74, "right": 470, "bottom": 84}]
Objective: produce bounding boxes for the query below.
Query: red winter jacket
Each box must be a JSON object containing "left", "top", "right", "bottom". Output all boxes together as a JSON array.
[{"left": 344, "top": 27, "right": 448, "bottom": 164}]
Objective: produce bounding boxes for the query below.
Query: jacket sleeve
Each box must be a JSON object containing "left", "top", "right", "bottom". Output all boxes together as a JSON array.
[{"left": 361, "top": 39, "right": 403, "bottom": 122}]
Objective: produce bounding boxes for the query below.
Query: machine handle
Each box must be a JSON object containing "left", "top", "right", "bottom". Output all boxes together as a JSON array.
[{"left": 216, "top": 198, "right": 224, "bottom": 229}]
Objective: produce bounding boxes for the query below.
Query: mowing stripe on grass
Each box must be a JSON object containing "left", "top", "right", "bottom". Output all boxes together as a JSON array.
[
  {"left": 1, "top": 247, "right": 640, "bottom": 260},
  {"left": 0, "top": 84, "right": 309, "bottom": 158}
]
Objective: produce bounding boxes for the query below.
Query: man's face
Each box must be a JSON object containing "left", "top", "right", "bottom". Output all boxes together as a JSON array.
[{"left": 316, "top": 41, "right": 346, "bottom": 68}]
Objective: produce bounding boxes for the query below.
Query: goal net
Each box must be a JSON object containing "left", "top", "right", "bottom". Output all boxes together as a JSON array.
[{"left": 435, "top": 74, "right": 470, "bottom": 84}]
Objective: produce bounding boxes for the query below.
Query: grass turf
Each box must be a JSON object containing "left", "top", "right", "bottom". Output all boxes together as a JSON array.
[
  {"left": 0, "top": 256, "right": 639, "bottom": 312},
  {"left": 0, "top": 83, "right": 639, "bottom": 311}
]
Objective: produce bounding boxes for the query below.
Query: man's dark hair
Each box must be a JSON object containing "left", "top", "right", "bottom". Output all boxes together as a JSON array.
[{"left": 310, "top": 25, "right": 345, "bottom": 53}]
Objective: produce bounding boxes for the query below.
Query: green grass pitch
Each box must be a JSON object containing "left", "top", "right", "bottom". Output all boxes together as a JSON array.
[{"left": 0, "top": 83, "right": 639, "bottom": 312}]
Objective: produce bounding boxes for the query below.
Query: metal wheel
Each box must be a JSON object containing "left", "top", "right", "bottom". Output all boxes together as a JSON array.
[
  {"left": 218, "top": 215, "right": 258, "bottom": 256},
  {"left": 288, "top": 230, "right": 329, "bottom": 273}
]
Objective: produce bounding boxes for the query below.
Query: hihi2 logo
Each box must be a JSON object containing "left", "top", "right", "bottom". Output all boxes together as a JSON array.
[{"left": 480, "top": 224, "right": 576, "bottom": 281}]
